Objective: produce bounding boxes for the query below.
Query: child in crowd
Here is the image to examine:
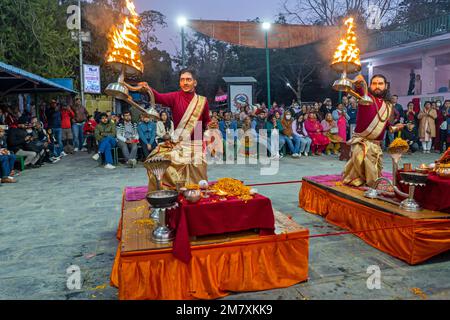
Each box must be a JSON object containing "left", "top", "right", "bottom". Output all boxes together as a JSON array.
[{"left": 83, "top": 115, "right": 98, "bottom": 154}]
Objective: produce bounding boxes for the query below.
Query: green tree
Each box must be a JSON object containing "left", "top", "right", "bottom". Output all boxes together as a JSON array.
[
  {"left": 394, "top": 0, "right": 450, "bottom": 24},
  {"left": 0, "top": 0, "right": 78, "bottom": 78}
]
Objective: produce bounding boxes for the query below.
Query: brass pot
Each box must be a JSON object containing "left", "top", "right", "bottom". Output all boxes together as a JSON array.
[{"left": 184, "top": 189, "right": 201, "bottom": 203}]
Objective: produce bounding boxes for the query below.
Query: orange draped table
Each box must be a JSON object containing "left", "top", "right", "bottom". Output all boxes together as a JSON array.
[
  {"left": 111, "top": 190, "right": 309, "bottom": 300},
  {"left": 299, "top": 175, "right": 450, "bottom": 265}
]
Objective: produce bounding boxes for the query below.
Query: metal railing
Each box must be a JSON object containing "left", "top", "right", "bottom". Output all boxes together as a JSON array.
[{"left": 367, "top": 14, "right": 450, "bottom": 52}]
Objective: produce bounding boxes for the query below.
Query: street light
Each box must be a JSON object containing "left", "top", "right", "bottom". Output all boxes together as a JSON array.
[
  {"left": 177, "top": 17, "right": 188, "bottom": 68},
  {"left": 262, "top": 22, "right": 271, "bottom": 110}
]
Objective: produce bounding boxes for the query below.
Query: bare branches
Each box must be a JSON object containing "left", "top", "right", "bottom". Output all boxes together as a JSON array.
[{"left": 280, "top": 0, "right": 401, "bottom": 26}]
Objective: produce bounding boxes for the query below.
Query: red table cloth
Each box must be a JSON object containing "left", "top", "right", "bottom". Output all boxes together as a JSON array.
[
  {"left": 168, "top": 193, "right": 276, "bottom": 263},
  {"left": 398, "top": 172, "right": 450, "bottom": 213}
]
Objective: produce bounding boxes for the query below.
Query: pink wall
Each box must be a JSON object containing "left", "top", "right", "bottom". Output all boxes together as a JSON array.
[{"left": 435, "top": 64, "right": 450, "bottom": 91}]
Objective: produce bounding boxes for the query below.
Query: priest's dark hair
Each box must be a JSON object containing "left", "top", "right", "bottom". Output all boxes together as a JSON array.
[{"left": 179, "top": 68, "right": 197, "bottom": 80}]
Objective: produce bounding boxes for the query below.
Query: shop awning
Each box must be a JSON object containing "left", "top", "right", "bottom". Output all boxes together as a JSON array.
[{"left": 0, "top": 61, "right": 78, "bottom": 96}]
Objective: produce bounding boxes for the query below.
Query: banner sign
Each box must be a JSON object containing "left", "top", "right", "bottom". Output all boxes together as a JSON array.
[{"left": 83, "top": 64, "right": 101, "bottom": 94}]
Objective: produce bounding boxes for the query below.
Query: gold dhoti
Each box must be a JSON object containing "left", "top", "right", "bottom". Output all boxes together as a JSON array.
[
  {"left": 342, "top": 136, "right": 383, "bottom": 187},
  {"left": 147, "top": 140, "right": 207, "bottom": 191}
]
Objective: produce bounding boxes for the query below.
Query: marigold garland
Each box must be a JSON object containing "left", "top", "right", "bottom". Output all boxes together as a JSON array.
[{"left": 211, "top": 178, "right": 253, "bottom": 201}]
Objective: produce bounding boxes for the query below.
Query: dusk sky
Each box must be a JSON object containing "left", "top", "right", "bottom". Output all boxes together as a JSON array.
[{"left": 134, "top": 0, "right": 283, "bottom": 55}]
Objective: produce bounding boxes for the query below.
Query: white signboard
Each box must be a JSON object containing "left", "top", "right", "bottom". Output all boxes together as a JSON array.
[
  {"left": 83, "top": 64, "right": 101, "bottom": 94},
  {"left": 229, "top": 85, "right": 253, "bottom": 113}
]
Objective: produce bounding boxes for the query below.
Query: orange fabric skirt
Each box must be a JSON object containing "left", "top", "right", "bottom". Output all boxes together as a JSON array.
[
  {"left": 299, "top": 180, "right": 450, "bottom": 265},
  {"left": 111, "top": 232, "right": 308, "bottom": 300}
]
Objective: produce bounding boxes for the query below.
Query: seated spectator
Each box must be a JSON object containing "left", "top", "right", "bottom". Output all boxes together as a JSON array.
[
  {"left": 138, "top": 113, "right": 157, "bottom": 159},
  {"left": 238, "top": 116, "right": 257, "bottom": 158},
  {"left": 265, "top": 114, "right": 285, "bottom": 159},
  {"left": 220, "top": 111, "right": 238, "bottom": 140},
  {"left": 83, "top": 115, "right": 98, "bottom": 154},
  {"left": 0, "top": 126, "right": 17, "bottom": 183},
  {"left": 304, "top": 112, "right": 330, "bottom": 156},
  {"left": 292, "top": 114, "right": 312, "bottom": 157},
  {"left": 251, "top": 109, "right": 266, "bottom": 133},
  {"left": 401, "top": 121, "right": 419, "bottom": 153},
  {"left": 92, "top": 113, "right": 117, "bottom": 169},
  {"left": 281, "top": 110, "right": 301, "bottom": 158},
  {"left": 7, "top": 119, "right": 43, "bottom": 168},
  {"left": 117, "top": 111, "right": 139, "bottom": 168},
  {"left": 321, "top": 112, "right": 343, "bottom": 155},
  {"left": 156, "top": 111, "right": 174, "bottom": 144},
  {"left": 32, "top": 119, "right": 60, "bottom": 163}
]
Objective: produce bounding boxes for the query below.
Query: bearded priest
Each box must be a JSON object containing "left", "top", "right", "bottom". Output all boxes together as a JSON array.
[
  {"left": 136, "top": 68, "right": 218, "bottom": 190},
  {"left": 342, "top": 74, "right": 405, "bottom": 187}
]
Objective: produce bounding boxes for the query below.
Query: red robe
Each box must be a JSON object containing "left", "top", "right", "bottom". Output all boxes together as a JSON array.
[
  {"left": 354, "top": 89, "right": 390, "bottom": 141},
  {"left": 151, "top": 89, "right": 211, "bottom": 136}
]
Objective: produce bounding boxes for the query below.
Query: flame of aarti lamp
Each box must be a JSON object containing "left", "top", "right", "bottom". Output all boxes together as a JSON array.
[
  {"left": 105, "top": 0, "right": 156, "bottom": 114},
  {"left": 331, "top": 17, "right": 373, "bottom": 105}
]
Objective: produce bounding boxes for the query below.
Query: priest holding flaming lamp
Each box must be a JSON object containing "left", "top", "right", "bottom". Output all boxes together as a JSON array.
[{"left": 330, "top": 18, "right": 405, "bottom": 187}]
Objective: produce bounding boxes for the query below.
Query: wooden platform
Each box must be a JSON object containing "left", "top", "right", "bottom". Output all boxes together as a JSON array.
[
  {"left": 306, "top": 178, "right": 450, "bottom": 220},
  {"left": 111, "top": 196, "right": 309, "bottom": 300},
  {"left": 299, "top": 176, "right": 450, "bottom": 265},
  {"left": 120, "top": 199, "right": 305, "bottom": 253}
]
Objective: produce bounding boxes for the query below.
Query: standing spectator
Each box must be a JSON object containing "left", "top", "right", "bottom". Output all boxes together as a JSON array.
[
  {"left": 61, "top": 104, "right": 74, "bottom": 154},
  {"left": 439, "top": 100, "right": 449, "bottom": 153},
  {"left": 418, "top": 101, "right": 437, "bottom": 153},
  {"left": 319, "top": 98, "right": 334, "bottom": 119},
  {"left": 341, "top": 95, "right": 350, "bottom": 110},
  {"left": 46, "top": 100, "right": 65, "bottom": 157},
  {"left": 0, "top": 107, "right": 5, "bottom": 125},
  {"left": 305, "top": 112, "right": 330, "bottom": 156},
  {"left": 405, "top": 102, "right": 418, "bottom": 127},
  {"left": 92, "top": 113, "right": 117, "bottom": 169},
  {"left": 433, "top": 101, "right": 445, "bottom": 153},
  {"left": 321, "top": 113, "right": 342, "bottom": 155},
  {"left": 292, "top": 114, "right": 312, "bottom": 157},
  {"left": 332, "top": 103, "right": 350, "bottom": 142},
  {"left": 391, "top": 95, "right": 405, "bottom": 122},
  {"left": 117, "top": 111, "right": 139, "bottom": 168},
  {"left": 280, "top": 110, "right": 301, "bottom": 157},
  {"left": 0, "top": 127, "right": 17, "bottom": 183},
  {"left": 401, "top": 121, "right": 419, "bottom": 153},
  {"left": 138, "top": 113, "right": 157, "bottom": 159},
  {"left": 83, "top": 115, "right": 98, "bottom": 154},
  {"left": 5, "top": 106, "right": 19, "bottom": 129},
  {"left": 71, "top": 97, "right": 88, "bottom": 152},
  {"left": 156, "top": 111, "right": 175, "bottom": 144},
  {"left": 347, "top": 97, "right": 358, "bottom": 139}
]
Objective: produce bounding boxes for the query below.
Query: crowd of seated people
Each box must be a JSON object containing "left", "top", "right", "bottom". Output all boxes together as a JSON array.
[{"left": 1, "top": 95, "right": 448, "bottom": 182}]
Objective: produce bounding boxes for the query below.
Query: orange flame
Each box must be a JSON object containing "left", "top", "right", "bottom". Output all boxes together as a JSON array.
[
  {"left": 106, "top": 0, "right": 143, "bottom": 74},
  {"left": 332, "top": 18, "right": 361, "bottom": 68}
]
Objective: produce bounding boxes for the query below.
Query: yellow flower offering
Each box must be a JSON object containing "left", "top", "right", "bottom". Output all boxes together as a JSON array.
[
  {"left": 211, "top": 178, "right": 253, "bottom": 200},
  {"left": 388, "top": 138, "right": 409, "bottom": 154},
  {"left": 185, "top": 183, "right": 200, "bottom": 190}
]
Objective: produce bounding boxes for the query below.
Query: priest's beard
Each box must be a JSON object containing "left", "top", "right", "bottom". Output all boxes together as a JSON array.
[{"left": 369, "top": 87, "right": 391, "bottom": 101}]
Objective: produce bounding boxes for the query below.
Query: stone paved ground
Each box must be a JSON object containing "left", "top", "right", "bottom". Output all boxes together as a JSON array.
[{"left": 0, "top": 151, "right": 449, "bottom": 300}]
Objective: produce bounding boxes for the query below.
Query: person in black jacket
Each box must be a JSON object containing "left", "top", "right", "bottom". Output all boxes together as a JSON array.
[
  {"left": 401, "top": 121, "right": 419, "bottom": 153},
  {"left": 7, "top": 119, "right": 42, "bottom": 168}
]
